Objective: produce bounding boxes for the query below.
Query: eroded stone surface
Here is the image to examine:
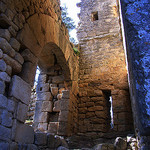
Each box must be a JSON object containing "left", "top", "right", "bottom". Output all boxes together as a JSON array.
[{"left": 9, "top": 75, "right": 31, "bottom": 105}]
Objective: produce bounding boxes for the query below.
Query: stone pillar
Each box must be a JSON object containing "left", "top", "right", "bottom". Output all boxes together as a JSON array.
[{"left": 120, "top": 0, "right": 150, "bottom": 149}]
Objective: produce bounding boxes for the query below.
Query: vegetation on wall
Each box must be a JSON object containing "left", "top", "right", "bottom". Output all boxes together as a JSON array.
[
  {"left": 61, "top": 6, "right": 80, "bottom": 56},
  {"left": 61, "top": 6, "right": 76, "bottom": 31}
]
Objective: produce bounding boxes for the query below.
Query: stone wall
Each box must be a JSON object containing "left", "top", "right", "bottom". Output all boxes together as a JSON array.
[
  {"left": 77, "top": 0, "right": 133, "bottom": 137},
  {"left": 0, "top": 0, "right": 79, "bottom": 148}
]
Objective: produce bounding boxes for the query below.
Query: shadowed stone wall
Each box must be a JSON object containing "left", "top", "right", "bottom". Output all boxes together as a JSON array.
[
  {"left": 0, "top": 0, "right": 79, "bottom": 148},
  {"left": 77, "top": 0, "right": 133, "bottom": 138}
]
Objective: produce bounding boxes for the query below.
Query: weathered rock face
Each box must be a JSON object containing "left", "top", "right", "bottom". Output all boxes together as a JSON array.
[
  {"left": 120, "top": 0, "right": 150, "bottom": 149},
  {"left": 77, "top": 0, "right": 133, "bottom": 137}
]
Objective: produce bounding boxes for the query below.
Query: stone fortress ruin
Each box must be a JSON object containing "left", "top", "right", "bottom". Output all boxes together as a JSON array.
[{"left": 0, "top": 0, "right": 149, "bottom": 149}]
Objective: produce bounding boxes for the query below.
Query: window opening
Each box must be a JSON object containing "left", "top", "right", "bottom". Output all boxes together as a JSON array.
[
  {"left": 92, "top": 11, "right": 99, "bottom": 21},
  {"left": 102, "top": 90, "right": 114, "bottom": 129}
]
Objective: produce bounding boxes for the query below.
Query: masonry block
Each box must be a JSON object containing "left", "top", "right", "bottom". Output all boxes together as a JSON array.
[
  {"left": 0, "top": 125, "right": 11, "bottom": 141},
  {"left": 7, "top": 98, "right": 17, "bottom": 113},
  {"left": 0, "top": 59, "right": 6, "bottom": 72},
  {"left": 48, "top": 122, "right": 59, "bottom": 134},
  {"left": 3, "top": 54, "right": 22, "bottom": 74},
  {"left": 37, "top": 123, "right": 48, "bottom": 131},
  {"left": 0, "top": 29, "right": 10, "bottom": 41},
  {"left": 1, "top": 110, "right": 13, "bottom": 127},
  {"left": 9, "top": 38, "right": 20, "bottom": 51},
  {"left": 58, "top": 111, "right": 69, "bottom": 122},
  {"left": 34, "top": 132, "right": 47, "bottom": 145},
  {"left": 21, "top": 49, "right": 37, "bottom": 64},
  {"left": 0, "top": 80, "right": 5, "bottom": 94},
  {"left": 0, "top": 94, "right": 7, "bottom": 109},
  {"left": 0, "top": 72, "right": 11, "bottom": 82},
  {"left": 53, "top": 100, "right": 61, "bottom": 112},
  {"left": 9, "top": 75, "right": 31, "bottom": 105},
  {"left": 34, "top": 111, "right": 48, "bottom": 123},
  {"left": 0, "top": 37, "right": 15, "bottom": 57},
  {"left": 60, "top": 99, "right": 69, "bottom": 111},
  {"left": 52, "top": 75, "right": 64, "bottom": 84},
  {"left": 62, "top": 90, "right": 70, "bottom": 99},
  {"left": 17, "top": 102, "right": 28, "bottom": 122},
  {"left": 37, "top": 92, "right": 52, "bottom": 101},
  {"left": 0, "top": 142, "right": 9, "bottom": 150},
  {"left": 57, "top": 122, "right": 68, "bottom": 136},
  {"left": 42, "top": 101, "right": 53, "bottom": 112},
  {"left": 15, "top": 124, "right": 34, "bottom": 144}
]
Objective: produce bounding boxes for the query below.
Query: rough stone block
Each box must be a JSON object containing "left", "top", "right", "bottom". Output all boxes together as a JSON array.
[
  {"left": 8, "top": 26, "right": 17, "bottom": 37},
  {"left": 34, "top": 132, "right": 47, "bottom": 145},
  {"left": 59, "top": 84, "right": 65, "bottom": 88},
  {"left": 0, "top": 80, "right": 5, "bottom": 94},
  {"left": 51, "top": 87, "right": 58, "bottom": 96},
  {"left": 0, "top": 94, "right": 7, "bottom": 109},
  {"left": 34, "top": 101, "right": 42, "bottom": 122},
  {"left": 38, "top": 74, "right": 47, "bottom": 83},
  {"left": 57, "top": 122, "right": 68, "bottom": 136},
  {"left": 19, "top": 62, "right": 37, "bottom": 86},
  {"left": 9, "top": 75, "right": 31, "bottom": 105},
  {"left": 0, "top": 124, "right": 11, "bottom": 141},
  {"left": 0, "top": 14, "right": 11, "bottom": 29},
  {"left": 0, "top": 142, "right": 9, "bottom": 150},
  {"left": 1, "top": 110, "right": 13, "bottom": 127},
  {"left": 27, "top": 144, "right": 38, "bottom": 150},
  {"left": 47, "top": 134, "right": 62, "bottom": 149},
  {"left": 58, "top": 111, "right": 68, "bottom": 122},
  {"left": 37, "top": 83, "right": 50, "bottom": 92},
  {"left": 37, "top": 92, "right": 52, "bottom": 101},
  {"left": 17, "top": 102, "right": 28, "bottom": 122},
  {"left": 10, "top": 142, "right": 18, "bottom": 150},
  {"left": 0, "top": 72, "right": 11, "bottom": 82},
  {"left": 6, "top": 65, "right": 12, "bottom": 76},
  {"left": 0, "top": 1, "right": 7, "bottom": 13},
  {"left": 42, "top": 83, "right": 50, "bottom": 92},
  {"left": 37, "top": 123, "right": 48, "bottom": 131},
  {"left": 5, "top": 8, "right": 14, "bottom": 21},
  {"left": 0, "top": 59, "right": 7, "bottom": 72},
  {"left": 52, "top": 75, "right": 64, "bottom": 84},
  {"left": 62, "top": 91, "right": 70, "bottom": 99},
  {"left": 3, "top": 54, "right": 22, "bottom": 74},
  {"left": 48, "top": 122, "right": 59, "bottom": 134},
  {"left": 42, "top": 101, "right": 53, "bottom": 112},
  {"left": 21, "top": 49, "right": 37, "bottom": 64},
  {"left": 60, "top": 99, "right": 69, "bottom": 111},
  {"left": 53, "top": 100, "right": 61, "bottom": 112},
  {"left": 14, "top": 52, "right": 24, "bottom": 64},
  {"left": 9, "top": 38, "right": 20, "bottom": 51},
  {"left": 0, "top": 29, "right": 10, "bottom": 41},
  {"left": 11, "top": 119, "right": 19, "bottom": 140},
  {"left": 50, "top": 84, "right": 57, "bottom": 88},
  {"left": 0, "top": 37, "right": 15, "bottom": 57},
  {"left": 34, "top": 103, "right": 48, "bottom": 123},
  {"left": 0, "top": 49, "right": 3, "bottom": 58},
  {"left": 7, "top": 98, "right": 17, "bottom": 113},
  {"left": 15, "top": 124, "right": 34, "bottom": 144},
  {"left": 57, "top": 146, "right": 69, "bottom": 150}
]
